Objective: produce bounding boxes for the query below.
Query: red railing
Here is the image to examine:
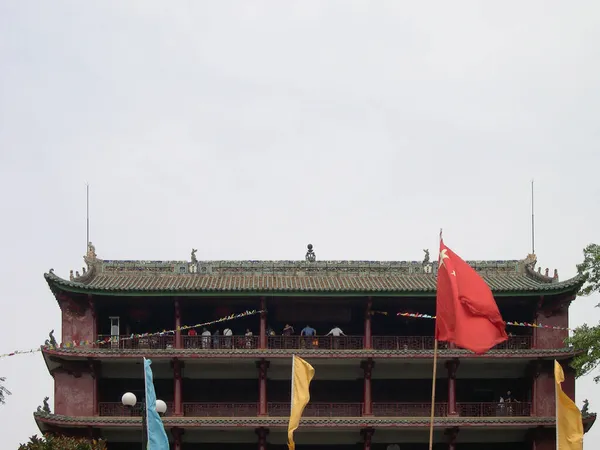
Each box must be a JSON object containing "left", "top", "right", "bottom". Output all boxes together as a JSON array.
[
  {"left": 182, "top": 335, "right": 259, "bottom": 350},
  {"left": 98, "top": 402, "right": 174, "bottom": 417},
  {"left": 98, "top": 402, "right": 531, "bottom": 418},
  {"left": 372, "top": 402, "right": 448, "bottom": 417},
  {"left": 183, "top": 402, "right": 258, "bottom": 417},
  {"left": 267, "top": 336, "right": 364, "bottom": 350},
  {"left": 457, "top": 402, "right": 531, "bottom": 417},
  {"left": 493, "top": 336, "right": 532, "bottom": 350},
  {"left": 96, "top": 335, "right": 175, "bottom": 350},
  {"left": 268, "top": 402, "right": 363, "bottom": 417},
  {"left": 92, "top": 334, "right": 533, "bottom": 351},
  {"left": 371, "top": 336, "right": 437, "bottom": 350},
  {"left": 371, "top": 335, "right": 532, "bottom": 351}
]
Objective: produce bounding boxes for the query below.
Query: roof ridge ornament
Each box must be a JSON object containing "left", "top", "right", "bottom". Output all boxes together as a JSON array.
[
  {"left": 191, "top": 249, "right": 198, "bottom": 264},
  {"left": 305, "top": 244, "right": 316, "bottom": 263}
]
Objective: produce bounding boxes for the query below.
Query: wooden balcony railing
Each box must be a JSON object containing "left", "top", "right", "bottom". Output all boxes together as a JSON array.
[
  {"left": 98, "top": 402, "right": 174, "bottom": 417},
  {"left": 371, "top": 335, "right": 532, "bottom": 351},
  {"left": 97, "top": 335, "right": 175, "bottom": 350},
  {"left": 182, "top": 335, "right": 259, "bottom": 350},
  {"left": 268, "top": 402, "right": 363, "bottom": 417},
  {"left": 372, "top": 402, "right": 448, "bottom": 417},
  {"left": 457, "top": 402, "right": 532, "bottom": 417},
  {"left": 267, "top": 336, "right": 364, "bottom": 350},
  {"left": 183, "top": 402, "right": 258, "bottom": 417},
  {"left": 91, "top": 334, "right": 532, "bottom": 351},
  {"left": 97, "top": 402, "right": 531, "bottom": 418}
]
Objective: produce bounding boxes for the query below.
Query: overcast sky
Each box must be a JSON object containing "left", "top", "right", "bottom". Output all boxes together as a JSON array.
[{"left": 1, "top": 0, "right": 599, "bottom": 448}]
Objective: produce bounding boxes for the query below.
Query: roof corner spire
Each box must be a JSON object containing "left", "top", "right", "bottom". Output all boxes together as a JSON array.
[{"left": 305, "top": 244, "right": 316, "bottom": 262}]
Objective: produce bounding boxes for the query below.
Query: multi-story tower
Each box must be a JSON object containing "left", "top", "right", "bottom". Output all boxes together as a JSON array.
[{"left": 36, "top": 243, "right": 596, "bottom": 449}]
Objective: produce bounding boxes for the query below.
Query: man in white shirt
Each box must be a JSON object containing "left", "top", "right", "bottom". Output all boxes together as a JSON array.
[
  {"left": 325, "top": 326, "right": 345, "bottom": 349},
  {"left": 223, "top": 327, "right": 233, "bottom": 349},
  {"left": 201, "top": 328, "right": 211, "bottom": 349}
]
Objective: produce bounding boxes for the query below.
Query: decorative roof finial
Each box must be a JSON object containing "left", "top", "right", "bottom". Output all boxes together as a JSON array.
[
  {"left": 545, "top": 268, "right": 549, "bottom": 277},
  {"left": 69, "top": 270, "right": 74, "bottom": 281},
  {"left": 305, "top": 244, "right": 316, "bottom": 262},
  {"left": 422, "top": 249, "right": 430, "bottom": 265},
  {"left": 191, "top": 248, "right": 198, "bottom": 264},
  {"left": 553, "top": 269, "right": 559, "bottom": 281},
  {"left": 86, "top": 242, "right": 97, "bottom": 260}
]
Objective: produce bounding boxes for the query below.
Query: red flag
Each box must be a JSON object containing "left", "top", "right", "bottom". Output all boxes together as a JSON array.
[{"left": 435, "top": 239, "right": 507, "bottom": 354}]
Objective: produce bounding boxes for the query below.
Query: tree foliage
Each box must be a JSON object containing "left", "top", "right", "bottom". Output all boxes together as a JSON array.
[
  {"left": 0, "top": 377, "right": 11, "bottom": 404},
  {"left": 18, "top": 435, "right": 106, "bottom": 450},
  {"left": 576, "top": 243, "right": 600, "bottom": 298},
  {"left": 568, "top": 243, "right": 600, "bottom": 382}
]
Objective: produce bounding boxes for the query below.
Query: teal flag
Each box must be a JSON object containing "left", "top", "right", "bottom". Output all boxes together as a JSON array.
[{"left": 144, "top": 358, "right": 170, "bottom": 450}]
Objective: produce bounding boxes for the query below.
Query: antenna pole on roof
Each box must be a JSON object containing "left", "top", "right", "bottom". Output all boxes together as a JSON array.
[
  {"left": 86, "top": 183, "right": 90, "bottom": 249},
  {"left": 531, "top": 180, "right": 535, "bottom": 255}
]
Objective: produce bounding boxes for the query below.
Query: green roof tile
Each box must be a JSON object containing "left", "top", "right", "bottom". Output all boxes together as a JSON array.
[{"left": 45, "top": 248, "right": 583, "bottom": 296}]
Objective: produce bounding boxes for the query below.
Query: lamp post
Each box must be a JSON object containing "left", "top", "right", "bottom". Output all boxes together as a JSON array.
[{"left": 121, "top": 392, "right": 168, "bottom": 449}]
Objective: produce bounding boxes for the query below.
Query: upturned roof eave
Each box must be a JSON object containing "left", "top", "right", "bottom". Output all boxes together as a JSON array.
[{"left": 43, "top": 271, "right": 584, "bottom": 298}]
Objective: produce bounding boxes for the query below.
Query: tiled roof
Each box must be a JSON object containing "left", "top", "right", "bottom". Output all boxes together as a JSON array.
[{"left": 45, "top": 245, "right": 583, "bottom": 296}]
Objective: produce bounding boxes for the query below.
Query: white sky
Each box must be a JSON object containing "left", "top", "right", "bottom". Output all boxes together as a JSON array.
[{"left": 0, "top": 0, "right": 599, "bottom": 448}]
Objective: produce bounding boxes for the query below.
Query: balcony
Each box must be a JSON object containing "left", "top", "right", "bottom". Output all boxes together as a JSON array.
[
  {"left": 267, "top": 336, "right": 364, "bottom": 350},
  {"left": 97, "top": 402, "right": 532, "bottom": 418},
  {"left": 98, "top": 402, "right": 175, "bottom": 417},
  {"left": 93, "top": 335, "right": 532, "bottom": 351}
]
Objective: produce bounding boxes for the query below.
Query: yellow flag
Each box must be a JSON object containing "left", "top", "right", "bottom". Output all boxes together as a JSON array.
[
  {"left": 554, "top": 360, "right": 584, "bottom": 450},
  {"left": 288, "top": 355, "right": 315, "bottom": 450}
]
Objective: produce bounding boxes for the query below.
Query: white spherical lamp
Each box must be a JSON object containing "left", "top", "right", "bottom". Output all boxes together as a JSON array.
[
  {"left": 121, "top": 392, "right": 137, "bottom": 407},
  {"left": 155, "top": 399, "right": 167, "bottom": 415}
]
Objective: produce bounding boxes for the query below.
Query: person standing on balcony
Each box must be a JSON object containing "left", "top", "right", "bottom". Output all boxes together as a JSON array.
[
  {"left": 201, "top": 328, "right": 211, "bottom": 349},
  {"left": 223, "top": 327, "right": 232, "bottom": 349},
  {"left": 301, "top": 325, "right": 316, "bottom": 349},
  {"left": 213, "top": 329, "right": 220, "bottom": 349},
  {"left": 187, "top": 328, "right": 197, "bottom": 349},
  {"left": 282, "top": 324, "right": 294, "bottom": 349},
  {"left": 325, "top": 326, "right": 345, "bottom": 349},
  {"left": 245, "top": 328, "right": 253, "bottom": 348}
]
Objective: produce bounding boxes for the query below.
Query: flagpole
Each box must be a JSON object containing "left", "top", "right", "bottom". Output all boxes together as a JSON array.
[
  {"left": 555, "top": 362, "right": 559, "bottom": 450},
  {"left": 428, "top": 228, "right": 443, "bottom": 450}
]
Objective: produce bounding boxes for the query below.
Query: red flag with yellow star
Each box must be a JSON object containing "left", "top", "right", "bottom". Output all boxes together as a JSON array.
[{"left": 435, "top": 239, "right": 508, "bottom": 354}]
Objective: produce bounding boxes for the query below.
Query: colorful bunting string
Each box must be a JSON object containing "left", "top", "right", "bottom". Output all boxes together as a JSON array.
[
  {"left": 0, "top": 308, "right": 574, "bottom": 360},
  {"left": 394, "top": 311, "right": 573, "bottom": 331},
  {"left": 0, "top": 309, "right": 262, "bottom": 360}
]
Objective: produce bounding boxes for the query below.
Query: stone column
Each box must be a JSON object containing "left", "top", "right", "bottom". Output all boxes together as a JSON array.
[
  {"left": 173, "top": 359, "right": 183, "bottom": 416},
  {"left": 364, "top": 297, "right": 372, "bottom": 349},
  {"left": 256, "top": 427, "right": 269, "bottom": 450},
  {"left": 260, "top": 297, "right": 267, "bottom": 349},
  {"left": 90, "top": 361, "right": 99, "bottom": 416},
  {"left": 174, "top": 298, "right": 182, "bottom": 349},
  {"left": 171, "top": 428, "right": 183, "bottom": 450},
  {"left": 446, "top": 359, "right": 459, "bottom": 416},
  {"left": 257, "top": 359, "right": 270, "bottom": 416},
  {"left": 361, "top": 359, "right": 374, "bottom": 416},
  {"left": 361, "top": 428, "right": 374, "bottom": 450}
]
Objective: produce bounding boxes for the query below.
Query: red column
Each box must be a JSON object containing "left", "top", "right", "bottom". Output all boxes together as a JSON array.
[
  {"left": 361, "top": 428, "right": 374, "bottom": 450},
  {"left": 364, "top": 297, "right": 372, "bottom": 349},
  {"left": 173, "top": 359, "right": 183, "bottom": 416},
  {"left": 171, "top": 428, "right": 183, "bottom": 450},
  {"left": 256, "top": 427, "right": 269, "bottom": 450},
  {"left": 446, "top": 359, "right": 459, "bottom": 416},
  {"left": 174, "top": 299, "right": 182, "bottom": 349},
  {"left": 445, "top": 427, "right": 459, "bottom": 450},
  {"left": 257, "top": 359, "right": 269, "bottom": 416},
  {"left": 361, "top": 359, "right": 374, "bottom": 416},
  {"left": 90, "top": 361, "right": 98, "bottom": 416},
  {"left": 260, "top": 297, "right": 267, "bottom": 349}
]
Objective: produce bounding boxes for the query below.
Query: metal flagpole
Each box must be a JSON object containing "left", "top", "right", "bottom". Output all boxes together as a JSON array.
[
  {"left": 531, "top": 180, "right": 535, "bottom": 255},
  {"left": 428, "top": 229, "right": 443, "bottom": 450},
  {"left": 86, "top": 183, "right": 90, "bottom": 249}
]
